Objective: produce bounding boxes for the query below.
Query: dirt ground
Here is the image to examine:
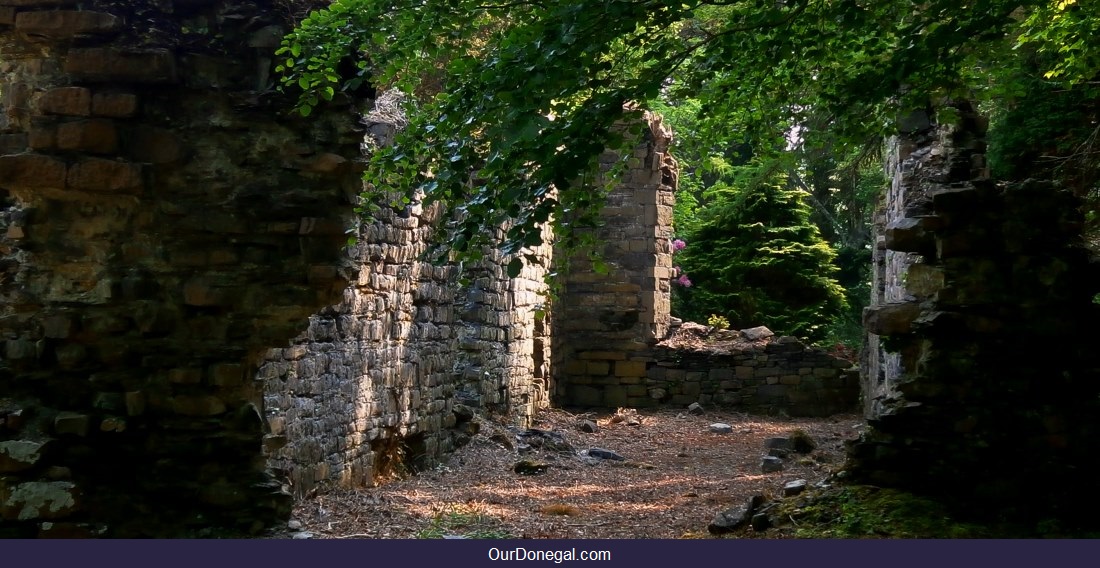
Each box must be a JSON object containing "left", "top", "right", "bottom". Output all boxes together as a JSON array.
[{"left": 273, "top": 406, "right": 864, "bottom": 539}]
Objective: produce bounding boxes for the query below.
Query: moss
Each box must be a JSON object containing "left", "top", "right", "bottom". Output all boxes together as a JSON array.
[{"left": 771, "top": 484, "right": 1100, "bottom": 539}]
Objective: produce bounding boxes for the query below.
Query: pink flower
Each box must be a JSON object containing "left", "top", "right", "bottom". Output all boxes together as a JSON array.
[
  {"left": 673, "top": 265, "right": 682, "bottom": 277},
  {"left": 676, "top": 274, "right": 693, "bottom": 287},
  {"left": 672, "top": 239, "right": 687, "bottom": 251}
]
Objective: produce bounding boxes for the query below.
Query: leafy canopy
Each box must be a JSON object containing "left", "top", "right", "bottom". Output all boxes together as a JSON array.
[{"left": 277, "top": 0, "right": 1084, "bottom": 269}]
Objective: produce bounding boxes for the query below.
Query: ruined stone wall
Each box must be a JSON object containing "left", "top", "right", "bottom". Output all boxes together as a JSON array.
[
  {"left": 553, "top": 112, "right": 676, "bottom": 406},
  {"left": 563, "top": 319, "right": 857, "bottom": 416},
  {"left": 260, "top": 197, "right": 553, "bottom": 496},
  {"left": 852, "top": 102, "right": 1100, "bottom": 517},
  {"left": 0, "top": 0, "right": 362, "bottom": 537},
  {"left": 644, "top": 324, "right": 857, "bottom": 417}
]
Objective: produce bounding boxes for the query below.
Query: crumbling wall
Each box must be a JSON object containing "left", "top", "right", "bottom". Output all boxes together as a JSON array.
[
  {"left": 260, "top": 194, "right": 554, "bottom": 496},
  {"left": 553, "top": 112, "right": 676, "bottom": 406},
  {"left": 0, "top": 0, "right": 362, "bottom": 537},
  {"left": 851, "top": 102, "right": 1100, "bottom": 517}
]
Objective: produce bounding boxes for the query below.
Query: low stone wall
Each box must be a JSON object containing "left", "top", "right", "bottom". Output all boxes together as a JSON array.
[{"left": 565, "top": 323, "right": 858, "bottom": 416}]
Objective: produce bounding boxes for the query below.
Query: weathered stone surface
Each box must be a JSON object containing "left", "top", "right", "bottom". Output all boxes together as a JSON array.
[
  {"left": 91, "top": 92, "right": 138, "bottom": 117},
  {"left": 66, "top": 158, "right": 143, "bottom": 193},
  {"left": 38, "top": 87, "right": 91, "bottom": 116},
  {"left": 709, "top": 423, "right": 733, "bottom": 434},
  {"left": 0, "top": 154, "right": 67, "bottom": 189},
  {"left": 0, "top": 481, "right": 79, "bottom": 521},
  {"left": 1, "top": 0, "right": 354, "bottom": 538},
  {"left": 883, "top": 217, "right": 937, "bottom": 253},
  {"left": 126, "top": 126, "right": 183, "bottom": 164},
  {"left": 863, "top": 302, "right": 922, "bottom": 336},
  {"left": 53, "top": 412, "right": 89, "bottom": 437},
  {"left": 0, "top": 441, "right": 48, "bottom": 473},
  {"left": 64, "top": 48, "right": 177, "bottom": 83},
  {"left": 15, "top": 11, "right": 121, "bottom": 37},
  {"left": 56, "top": 119, "right": 118, "bottom": 153}
]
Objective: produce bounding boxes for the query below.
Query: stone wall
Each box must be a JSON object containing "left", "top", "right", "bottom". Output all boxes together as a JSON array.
[
  {"left": 0, "top": 0, "right": 362, "bottom": 537},
  {"left": 851, "top": 102, "right": 1100, "bottom": 518},
  {"left": 553, "top": 112, "right": 676, "bottom": 405},
  {"left": 551, "top": 113, "right": 858, "bottom": 416},
  {"left": 260, "top": 184, "right": 554, "bottom": 497},
  {"left": 563, "top": 320, "right": 857, "bottom": 416}
]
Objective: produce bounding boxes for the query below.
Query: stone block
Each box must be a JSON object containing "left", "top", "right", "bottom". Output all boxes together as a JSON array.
[
  {"left": 91, "top": 92, "right": 138, "bottom": 117},
  {"left": 0, "top": 133, "right": 27, "bottom": 153},
  {"left": 53, "top": 412, "right": 89, "bottom": 437},
  {"left": 64, "top": 48, "right": 177, "bottom": 83},
  {"left": 38, "top": 87, "right": 91, "bottom": 116},
  {"left": 211, "top": 363, "right": 244, "bottom": 386},
  {"left": 67, "top": 158, "right": 144, "bottom": 193},
  {"left": 578, "top": 350, "right": 628, "bottom": 360},
  {"left": 168, "top": 395, "right": 227, "bottom": 416},
  {"left": 167, "top": 368, "right": 202, "bottom": 384},
  {"left": 126, "top": 126, "right": 183, "bottom": 164},
  {"left": 615, "top": 360, "right": 647, "bottom": 377},
  {"left": 0, "top": 7, "right": 13, "bottom": 25},
  {"left": 0, "top": 154, "right": 67, "bottom": 189},
  {"left": 57, "top": 119, "right": 118, "bottom": 153},
  {"left": 586, "top": 361, "right": 610, "bottom": 375},
  {"left": 863, "top": 301, "right": 922, "bottom": 336},
  {"left": 15, "top": 10, "right": 121, "bottom": 37},
  {"left": 182, "top": 278, "right": 229, "bottom": 307},
  {"left": 125, "top": 392, "right": 146, "bottom": 416}
]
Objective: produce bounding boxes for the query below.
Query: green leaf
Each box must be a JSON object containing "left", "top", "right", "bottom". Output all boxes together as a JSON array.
[{"left": 506, "top": 258, "right": 524, "bottom": 278}]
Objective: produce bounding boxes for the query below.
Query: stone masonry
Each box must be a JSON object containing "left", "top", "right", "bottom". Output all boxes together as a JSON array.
[
  {"left": 850, "top": 101, "right": 1100, "bottom": 519},
  {"left": 1, "top": 2, "right": 863, "bottom": 536},
  {"left": 1, "top": 0, "right": 362, "bottom": 537}
]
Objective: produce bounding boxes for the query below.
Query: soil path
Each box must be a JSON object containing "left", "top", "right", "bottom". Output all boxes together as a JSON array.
[{"left": 276, "top": 407, "right": 863, "bottom": 539}]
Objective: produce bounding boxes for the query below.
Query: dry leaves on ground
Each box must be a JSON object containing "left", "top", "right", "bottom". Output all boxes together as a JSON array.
[{"left": 274, "top": 407, "right": 863, "bottom": 540}]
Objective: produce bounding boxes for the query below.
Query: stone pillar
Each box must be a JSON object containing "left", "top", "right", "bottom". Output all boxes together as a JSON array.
[
  {"left": 1, "top": 0, "right": 362, "bottom": 537},
  {"left": 553, "top": 111, "right": 678, "bottom": 408}
]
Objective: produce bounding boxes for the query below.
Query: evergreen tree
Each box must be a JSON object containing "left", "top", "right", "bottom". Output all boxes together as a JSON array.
[{"left": 674, "top": 174, "right": 847, "bottom": 342}]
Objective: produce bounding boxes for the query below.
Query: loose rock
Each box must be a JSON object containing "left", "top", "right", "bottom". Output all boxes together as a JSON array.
[
  {"left": 709, "top": 423, "right": 733, "bottom": 434},
  {"left": 761, "top": 456, "right": 784, "bottom": 473}
]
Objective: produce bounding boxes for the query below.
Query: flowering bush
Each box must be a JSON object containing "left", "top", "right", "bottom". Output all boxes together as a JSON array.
[{"left": 671, "top": 240, "right": 690, "bottom": 286}]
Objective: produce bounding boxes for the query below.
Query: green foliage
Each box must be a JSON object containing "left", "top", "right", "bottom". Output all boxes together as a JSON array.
[
  {"left": 672, "top": 169, "right": 848, "bottom": 342},
  {"left": 278, "top": 0, "right": 1048, "bottom": 273},
  {"left": 706, "top": 314, "right": 730, "bottom": 330},
  {"left": 415, "top": 504, "right": 513, "bottom": 539},
  {"left": 1016, "top": 0, "right": 1100, "bottom": 85}
]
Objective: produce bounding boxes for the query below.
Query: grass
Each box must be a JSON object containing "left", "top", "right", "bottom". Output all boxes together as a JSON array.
[{"left": 415, "top": 503, "right": 514, "bottom": 539}]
